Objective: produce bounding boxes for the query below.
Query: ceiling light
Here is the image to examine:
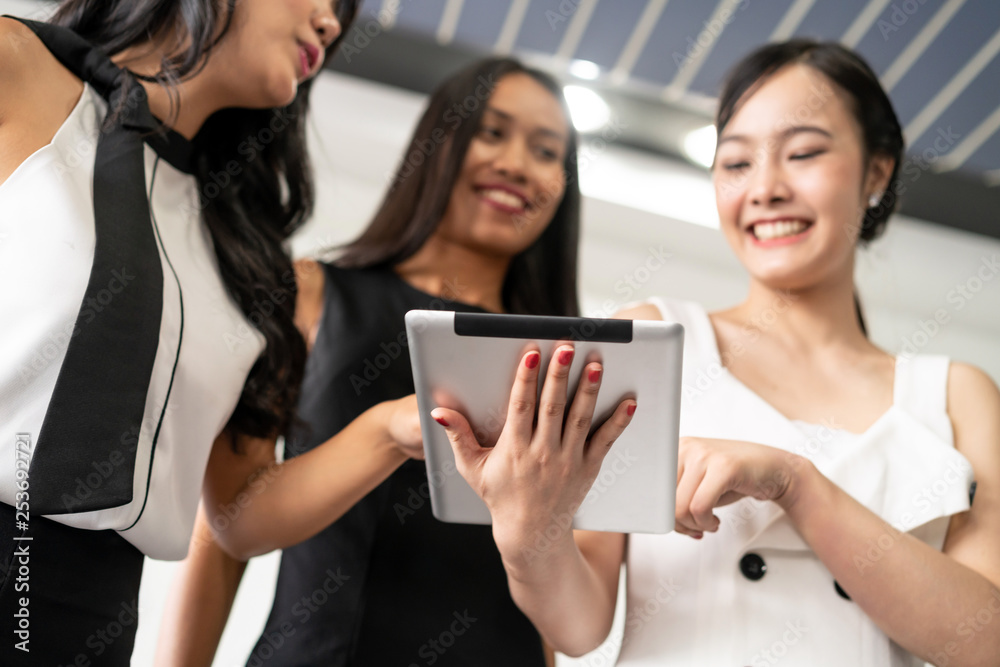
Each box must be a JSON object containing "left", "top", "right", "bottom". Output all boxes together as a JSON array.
[
  {"left": 563, "top": 85, "right": 611, "bottom": 133},
  {"left": 569, "top": 59, "right": 601, "bottom": 81},
  {"left": 682, "top": 124, "right": 717, "bottom": 169}
]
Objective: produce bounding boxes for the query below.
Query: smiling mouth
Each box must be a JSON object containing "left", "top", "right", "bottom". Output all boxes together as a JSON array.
[
  {"left": 749, "top": 220, "right": 812, "bottom": 241},
  {"left": 477, "top": 187, "right": 530, "bottom": 213}
]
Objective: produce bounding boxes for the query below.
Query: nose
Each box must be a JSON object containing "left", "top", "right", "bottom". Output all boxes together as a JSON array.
[
  {"left": 493, "top": 136, "right": 529, "bottom": 182},
  {"left": 312, "top": 3, "right": 342, "bottom": 49},
  {"left": 747, "top": 156, "right": 791, "bottom": 206}
]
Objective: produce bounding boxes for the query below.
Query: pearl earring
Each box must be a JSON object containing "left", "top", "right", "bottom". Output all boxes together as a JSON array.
[{"left": 868, "top": 191, "right": 882, "bottom": 208}]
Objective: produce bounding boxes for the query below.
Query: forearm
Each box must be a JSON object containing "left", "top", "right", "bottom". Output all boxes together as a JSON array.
[
  {"left": 501, "top": 535, "right": 617, "bottom": 657},
  {"left": 211, "top": 403, "right": 408, "bottom": 559},
  {"left": 156, "top": 507, "right": 247, "bottom": 667},
  {"left": 784, "top": 462, "right": 1000, "bottom": 664}
]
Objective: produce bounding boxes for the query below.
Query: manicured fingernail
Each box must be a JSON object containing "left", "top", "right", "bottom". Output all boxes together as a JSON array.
[
  {"left": 434, "top": 416, "right": 449, "bottom": 427},
  {"left": 525, "top": 352, "right": 540, "bottom": 369},
  {"left": 588, "top": 368, "right": 601, "bottom": 383},
  {"left": 557, "top": 348, "right": 573, "bottom": 366},
  {"left": 626, "top": 404, "right": 636, "bottom": 416}
]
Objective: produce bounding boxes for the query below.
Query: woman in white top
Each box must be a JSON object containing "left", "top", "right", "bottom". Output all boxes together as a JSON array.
[
  {"left": 0, "top": 1, "right": 363, "bottom": 663},
  {"left": 432, "top": 40, "right": 1000, "bottom": 665}
]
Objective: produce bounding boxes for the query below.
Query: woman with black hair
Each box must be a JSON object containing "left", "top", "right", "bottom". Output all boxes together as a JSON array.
[
  {"left": 436, "top": 41, "right": 1000, "bottom": 666},
  {"left": 0, "top": 0, "right": 357, "bottom": 663},
  {"left": 159, "top": 57, "right": 619, "bottom": 666}
]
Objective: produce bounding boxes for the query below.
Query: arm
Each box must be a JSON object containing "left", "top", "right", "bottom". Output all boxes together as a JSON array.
[
  {"left": 154, "top": 506, "right": 247, "bottom": 667},
  {"left": 202, "top": 398, "right": 415, "bottom": 560},
  {"left": 675, "top": 362, "right": 1000, "bottom": 665}
]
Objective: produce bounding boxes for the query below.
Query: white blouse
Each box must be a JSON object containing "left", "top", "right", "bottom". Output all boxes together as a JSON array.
[
  {"left": 618, "top": 297, "right": 973, "bottom": 666},
  {"left": 0, "top": 83, "right": 265, "bottom": 559}
]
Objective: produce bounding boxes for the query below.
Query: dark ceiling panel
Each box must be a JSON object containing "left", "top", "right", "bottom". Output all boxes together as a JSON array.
[
  {"left": 452, "top": 0, "right": 514, "bottom": 50},
  {"left": 889, "top": 0, "right": 998, "bottom": 128},
  {"left": 513, "top": 0, "right": 576, "bottom": 55},
  {"left": 393, "top": 0, "right": 448, "bottom": 35},
  {"left": 688, "top": 0, "right": 795, "bottom": 97},
  {"left": 793, "top": 0, "right": 871, "bottom": 41},
  {"left": 572, "top": 0, "right": 648, "bottom": 70},
  {"left": 964, "top": 124, "right": 1000, "bottom": 173},
  {"left": 852, "top": 0, "right": 940, "bottom": 75},
  {"left": 631, "top": 0, "right": 716, "bottom": 86},
  {"left": 907, "top": 55, "right": 1000, "bottom": 158}
]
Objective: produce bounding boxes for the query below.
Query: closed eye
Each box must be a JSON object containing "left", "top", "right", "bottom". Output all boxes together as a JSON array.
[
  {"left": 790, "top": 150, "right": 825, "bottom": 160},
  {"left": 722, "top": 161, "right": 751, "bottom": 171}
]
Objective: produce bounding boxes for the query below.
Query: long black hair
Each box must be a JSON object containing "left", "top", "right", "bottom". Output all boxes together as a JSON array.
[
  {"left": 50, "top": 0, "right": 359, "bottom": 440},
  {"left": 716, "top": 39, "right": 905, "bottom": 334},
  {"left": 336, "top": 57, "right": 582, "bottom": 317}
]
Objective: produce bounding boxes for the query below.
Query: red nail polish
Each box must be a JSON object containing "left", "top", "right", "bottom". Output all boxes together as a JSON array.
[
  {"left": 525, "top": 352, "right": 540, "bottom": 369},
  {"left": 588, "top": 368, "right": 601, "bottom": 383},
  {"left": 557, "top": 349, "right": 573, "bottom": 366},
  {"left": 434, "top": 416, "right": 449, "bottom": 427},
  {"left": 626, "top": 404, "right": 636, "bottom": 416}
]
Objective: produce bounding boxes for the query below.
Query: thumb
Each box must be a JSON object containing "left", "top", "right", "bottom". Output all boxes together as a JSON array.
[{"left": 431, "top": 408, "right": 488, "bottom": 474}]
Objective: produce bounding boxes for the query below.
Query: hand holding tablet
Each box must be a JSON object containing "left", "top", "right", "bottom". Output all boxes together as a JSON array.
[{"left": 406, "top": 311, "right": 684, "bottom": 535}]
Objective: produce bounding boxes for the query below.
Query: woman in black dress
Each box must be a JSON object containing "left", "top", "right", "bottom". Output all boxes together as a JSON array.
[{"left": 157, "top": 56, "right": 612, "bottom": 666}]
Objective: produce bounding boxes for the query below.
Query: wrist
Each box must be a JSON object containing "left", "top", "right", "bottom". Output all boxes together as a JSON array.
[
  {"left": 775, "top": 455, "right": 830, "bottom": 519},
  {"left": 495, "top": 518, "right": 578, "bottom": 584},
  {"left": 366, "top": 401, "right": 410, "bottom": 467}
]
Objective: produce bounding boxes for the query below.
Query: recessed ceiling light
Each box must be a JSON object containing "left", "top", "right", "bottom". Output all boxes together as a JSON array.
[
  {"left": 563, "top": 85, "right": 611, "bottom": 133},
  {"left": 683, "top": 124, "right": 717, "bottom": 169},
  {"left": 569, "top": 59, "right": 601, "bottom": 81}
]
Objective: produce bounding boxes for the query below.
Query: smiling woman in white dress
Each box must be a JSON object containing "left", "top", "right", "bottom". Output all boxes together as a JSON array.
[
  {"left": 0, "top": 1, "right": 359, "bottom": 663},
  {"left": 432, "top": 40, "right": 1000, "bottom": 666}
]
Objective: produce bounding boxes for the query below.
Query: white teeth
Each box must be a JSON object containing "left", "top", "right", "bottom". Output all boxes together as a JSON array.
[
  {"left": 752, "top": 220, "right": 808, "bottom": 241},
  {"left": 481, "top": 189, "right": 527, "bottom": 210}
]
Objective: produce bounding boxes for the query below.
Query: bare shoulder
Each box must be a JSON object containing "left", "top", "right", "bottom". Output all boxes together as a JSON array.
[
  {"left": 612, "top": 302, "right": 663, "bottom": 321},
  {"left": 293, "top": 258, "right": 325, "bottom": 349},
  {"left": 0, "top": 17, "right": 36, "bottom": 97},
  {"left": 947, "top": 361, "right": 1000, "bottom": 458}
]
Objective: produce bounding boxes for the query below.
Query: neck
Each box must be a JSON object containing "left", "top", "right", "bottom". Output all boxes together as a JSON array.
[
  {"left": 395, "top": 235, "right": 510, "bottom": 313},
  {"left": 729, "top": 261, "right": 871, "bottom": 355},
  {"left": 111, "top": 44, "right": 220, "bottom": 140}
]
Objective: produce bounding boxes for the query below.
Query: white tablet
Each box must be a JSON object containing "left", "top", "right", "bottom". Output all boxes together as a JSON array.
[{"left": 405, "top": 310, "right": 683, "bottom": 534}]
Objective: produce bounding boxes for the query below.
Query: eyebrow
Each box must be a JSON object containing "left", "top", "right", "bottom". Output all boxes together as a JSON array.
[
  {"left": 717, "top": 125, "right": 833, "bottom": 146},
  {"left": 484, "top": 107, "right": 568, "bottom": 142}
]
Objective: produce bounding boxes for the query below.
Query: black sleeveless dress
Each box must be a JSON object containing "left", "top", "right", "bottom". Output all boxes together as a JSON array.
[{"left": 249, "top": 264, "right": 546, "bottom": 666}]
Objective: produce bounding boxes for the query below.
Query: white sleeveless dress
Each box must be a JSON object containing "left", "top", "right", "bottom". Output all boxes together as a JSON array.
[
  {"left": 0, "top": 83, "right": 265, "bottom": 559},
  {"left": 617, "top": 297, "right": 974, "bottom": 666}
]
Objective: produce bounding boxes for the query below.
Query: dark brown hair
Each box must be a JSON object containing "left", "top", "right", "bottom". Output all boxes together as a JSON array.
[
  {"left": 336, "top": 57, "right": 581, "bottom": 317},
  {"left": 51, "top": 0, "right": 359, "bottom": 440},
  {"left": 716, "top": 39, "right": 904, "bottom": 244}
]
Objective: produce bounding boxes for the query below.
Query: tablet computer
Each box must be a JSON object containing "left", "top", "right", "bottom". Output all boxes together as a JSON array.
[{"left": 405, "top": 310, "right": 683, "bottom": 534}]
